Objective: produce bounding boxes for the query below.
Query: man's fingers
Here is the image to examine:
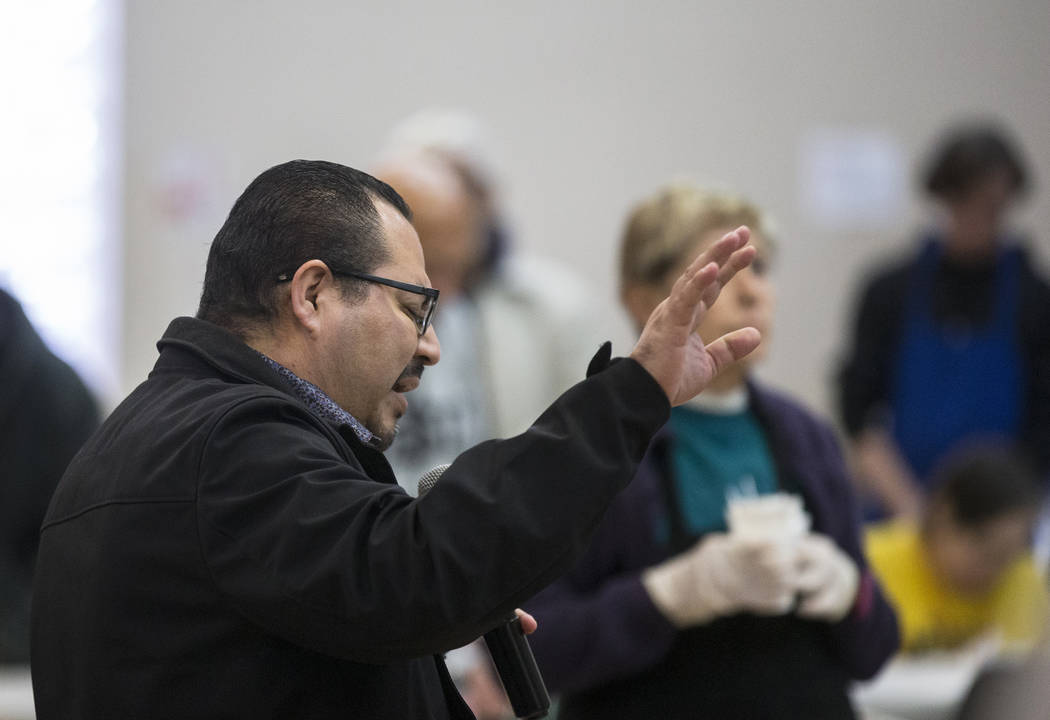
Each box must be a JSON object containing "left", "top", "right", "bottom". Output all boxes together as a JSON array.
[
  {"left": 704, "top": 327, "right": 762, "bottom": 374},
  {"left": 683, "top": 226, "right": 749, "bottom": 278},
  {"left": 674, "top": 227, "right": 748, "bottom": 297},
  {"left": 630, "top": 224, "right": 757, "bottom": 404},
  {"left": 700, "top": 243, "right": 758, "bottom": 310},
  {"left": 667, "top": 226, "right": 754, "bottom": 327},
  {"left": 666, "top": 262, "right": 719, "bottom": 324},
  {"left": 514, "top": 608, "right": 538, "bottom": 635},
  {"left": 717, "top": 243, "right": 758, "bottom": 287}
]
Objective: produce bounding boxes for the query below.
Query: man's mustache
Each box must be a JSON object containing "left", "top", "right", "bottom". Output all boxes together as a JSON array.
[{"left": 397, "top": 361, "right": 425, "bottom": 384}]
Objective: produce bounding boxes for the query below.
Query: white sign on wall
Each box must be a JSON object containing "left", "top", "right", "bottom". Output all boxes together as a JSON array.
[{"left": 799, "top": 128, "right": 907, "bottom": 230}]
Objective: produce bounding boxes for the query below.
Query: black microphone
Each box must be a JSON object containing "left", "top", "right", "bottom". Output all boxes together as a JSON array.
[{"left": 417, "top": 465, "right": 551, "bottom": 719}]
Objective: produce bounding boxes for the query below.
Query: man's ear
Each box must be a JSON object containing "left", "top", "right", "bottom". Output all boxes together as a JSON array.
[{"left": 287, "top": 260, "right": 334, "bottom": 333}]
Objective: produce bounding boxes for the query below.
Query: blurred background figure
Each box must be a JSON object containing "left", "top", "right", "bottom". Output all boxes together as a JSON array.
[
  {"left": 837, "top": 123, "right": 1050, "bottom": 520},
  {"left": 0, "top": 288, "right": 99, "bottom": 663},
  {"left": 372, "top": 109, "right": 603, "bottom": 488},
  {"left": 954, "top": 644, "right": 1050, "bottom": 720},
  {"left": 865, "top": 445, "right": 1048, "bottom": 656},
  {"left": 373, "top": 110, "right": 603, "bottom": 719},
  {"left": 527, "top": 184, "right": 898, "bottom": 719}
]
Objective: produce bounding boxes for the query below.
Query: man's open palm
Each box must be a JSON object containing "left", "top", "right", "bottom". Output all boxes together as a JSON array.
[{"left": 629, "top": 226, "right": 761, "bottom": 406}]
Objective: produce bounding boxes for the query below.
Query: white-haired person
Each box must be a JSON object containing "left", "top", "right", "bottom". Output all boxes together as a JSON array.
[{"left": 373, "top": 110, "right": 604, "bottom": 718}]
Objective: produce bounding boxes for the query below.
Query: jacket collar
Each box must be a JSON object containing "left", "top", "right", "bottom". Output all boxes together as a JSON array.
[
  {"left": 156, "top": 316, "right": 398, "bottom": 483},
  {"left": 155, "top": 316, "right": 290, "bottom": 391}
]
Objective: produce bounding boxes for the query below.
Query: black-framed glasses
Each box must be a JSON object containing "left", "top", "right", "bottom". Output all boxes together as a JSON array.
[{"left": 276, "top": 267, "right": 439, "bottom": 336}]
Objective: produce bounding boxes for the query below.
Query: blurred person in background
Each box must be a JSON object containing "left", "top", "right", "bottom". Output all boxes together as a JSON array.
[
  {"left": 954, "top": 643, "right": 1050, "bottom": 719},
  {"left": 373, "top": 112, "right": 603, "bottom": 718},
  {"left": 0, "top": 287, "right": 99, "bottom": 663},
  {"left": 865, "top": 444, "right": 1048, "bottom": 656},
  {"left": 527, "top": 184, "right": 898, "bottom": 719},
  {"left": 837, "top": 123, "right": 1050, "bottom": 520},
  {"left": 373, "top": 109, "right": 602, "bottom": 489}
]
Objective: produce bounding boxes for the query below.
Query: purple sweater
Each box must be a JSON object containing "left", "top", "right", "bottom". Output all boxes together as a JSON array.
[{"left": 527, "top": 381, "right": 899, "bottom": 717}]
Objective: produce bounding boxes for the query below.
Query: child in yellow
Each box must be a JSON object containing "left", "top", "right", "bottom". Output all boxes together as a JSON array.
[{"left": 866, "top": 446, "right": 1048, "bottom": 653}]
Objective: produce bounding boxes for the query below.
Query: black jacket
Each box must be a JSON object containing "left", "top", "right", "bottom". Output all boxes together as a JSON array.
[
  {"left": 30, "top": 317, "right": 668, "bottom": 719},
  {"left": 0, "top": 289, "right": 98, "bottom": 662}
]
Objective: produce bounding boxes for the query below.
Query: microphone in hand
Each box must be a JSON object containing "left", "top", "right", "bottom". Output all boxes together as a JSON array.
[{"left": 417, "top": 465, "right": 551, "bottom": 719}]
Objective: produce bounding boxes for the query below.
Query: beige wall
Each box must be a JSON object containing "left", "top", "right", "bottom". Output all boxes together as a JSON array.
[{"left": 122, "top": 0, "right": 1050, "bottom": 423}]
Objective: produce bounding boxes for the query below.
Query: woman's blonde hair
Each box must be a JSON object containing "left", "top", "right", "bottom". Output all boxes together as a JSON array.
[{"left": 619, "top": 182, "right": 772, "bottom": 292}]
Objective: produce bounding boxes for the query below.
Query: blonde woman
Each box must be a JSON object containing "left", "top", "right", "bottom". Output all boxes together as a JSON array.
[{"left": 529, "top": 184, "right": 899, "bottom": 719}]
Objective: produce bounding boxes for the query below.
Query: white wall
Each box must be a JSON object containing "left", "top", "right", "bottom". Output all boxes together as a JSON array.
[
  {"left": 122, "top": 0, "right": 1050, "bottom": 422},
  {"left": 1, "top": 0, "right": 123, "bottom": 405}
]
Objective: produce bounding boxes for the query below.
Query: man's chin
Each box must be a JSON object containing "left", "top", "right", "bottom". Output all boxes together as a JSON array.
[
  {"left": 372, "top": 430, "right": 396, "bottom": 453},
  {"left": 365, "top": 402, "right": 404, "bottom": 453},
  {"left": 364, "top": 418, "right": 397, "bottom": 452}
]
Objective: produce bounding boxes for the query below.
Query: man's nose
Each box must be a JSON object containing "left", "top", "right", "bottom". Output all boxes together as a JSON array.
[{"left": 417, "top": 324, "right": 441, "bottom": 366}]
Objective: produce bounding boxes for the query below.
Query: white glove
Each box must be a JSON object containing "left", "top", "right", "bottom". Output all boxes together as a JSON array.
[
  {"left": 642, "top": 532, "right": 797, "bottom": 627},
  {"left": 793, "top": 533, "right": 859, "bottom": 622}
]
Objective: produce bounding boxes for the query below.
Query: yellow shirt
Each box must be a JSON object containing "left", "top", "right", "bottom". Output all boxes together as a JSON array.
[{"left": 865, "top": 521, "right": 1048, "bottom": 653}]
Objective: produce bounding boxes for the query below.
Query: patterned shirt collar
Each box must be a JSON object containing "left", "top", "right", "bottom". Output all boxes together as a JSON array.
[{"left": 258, "top": 353, "right": 377, "bottom": 446}]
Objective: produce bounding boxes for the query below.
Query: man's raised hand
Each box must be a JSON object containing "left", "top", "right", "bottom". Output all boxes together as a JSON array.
[{"left": 628, "top": 226, "right": 761, "bottom": 406}]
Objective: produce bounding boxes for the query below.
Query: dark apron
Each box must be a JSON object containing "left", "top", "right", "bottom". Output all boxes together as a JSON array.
[
  {"left": 558, "top": 428, "right": 856, "bottom": 720},
  {"left": 891, "top": 239, "right": 1024, "bottom": 486}
]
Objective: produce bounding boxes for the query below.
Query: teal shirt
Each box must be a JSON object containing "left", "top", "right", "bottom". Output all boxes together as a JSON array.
[{"left": 666, "top": 404, "right": 778, "bottom": 537}]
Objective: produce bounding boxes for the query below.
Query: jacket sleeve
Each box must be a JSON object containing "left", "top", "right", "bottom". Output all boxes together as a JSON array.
[{"left": 194, "top": 355, "right": 669, "bottom": 664}]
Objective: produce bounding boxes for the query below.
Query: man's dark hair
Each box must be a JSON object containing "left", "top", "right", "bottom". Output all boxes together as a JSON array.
[
  {"left": 929, "top": 444, "right": 1043, "bottom": 528},
  {"left": 197, "top": 160, "right": 411, "bottom": 336},
  {"left": 922, "top": 124, "right": 1030, "bottom": 201}
]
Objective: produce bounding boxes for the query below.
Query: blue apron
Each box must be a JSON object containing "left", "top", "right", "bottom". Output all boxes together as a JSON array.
[{"left": 891, "top": 238, "right": 1024, "bottom": 487}]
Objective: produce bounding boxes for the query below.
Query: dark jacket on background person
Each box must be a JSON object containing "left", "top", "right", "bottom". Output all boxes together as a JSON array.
[
  {"left": 528, "top": 382, "right": 899, "bottom": 719},
  {"left": 30, "top": 317, "right": 668, "bottom": 719},
  {"left": 0, "top": 288, "right": 98, "bottom": 663}
]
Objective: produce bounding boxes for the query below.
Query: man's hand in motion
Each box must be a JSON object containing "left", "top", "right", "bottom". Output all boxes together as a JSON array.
[{"left": 630, "top": 226, "right": 761, "bottom": 405}]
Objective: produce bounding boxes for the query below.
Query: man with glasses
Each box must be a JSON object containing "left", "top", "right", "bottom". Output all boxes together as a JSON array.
[{"left": 31, "top": 159, "right": 759, "bottom": 720}]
